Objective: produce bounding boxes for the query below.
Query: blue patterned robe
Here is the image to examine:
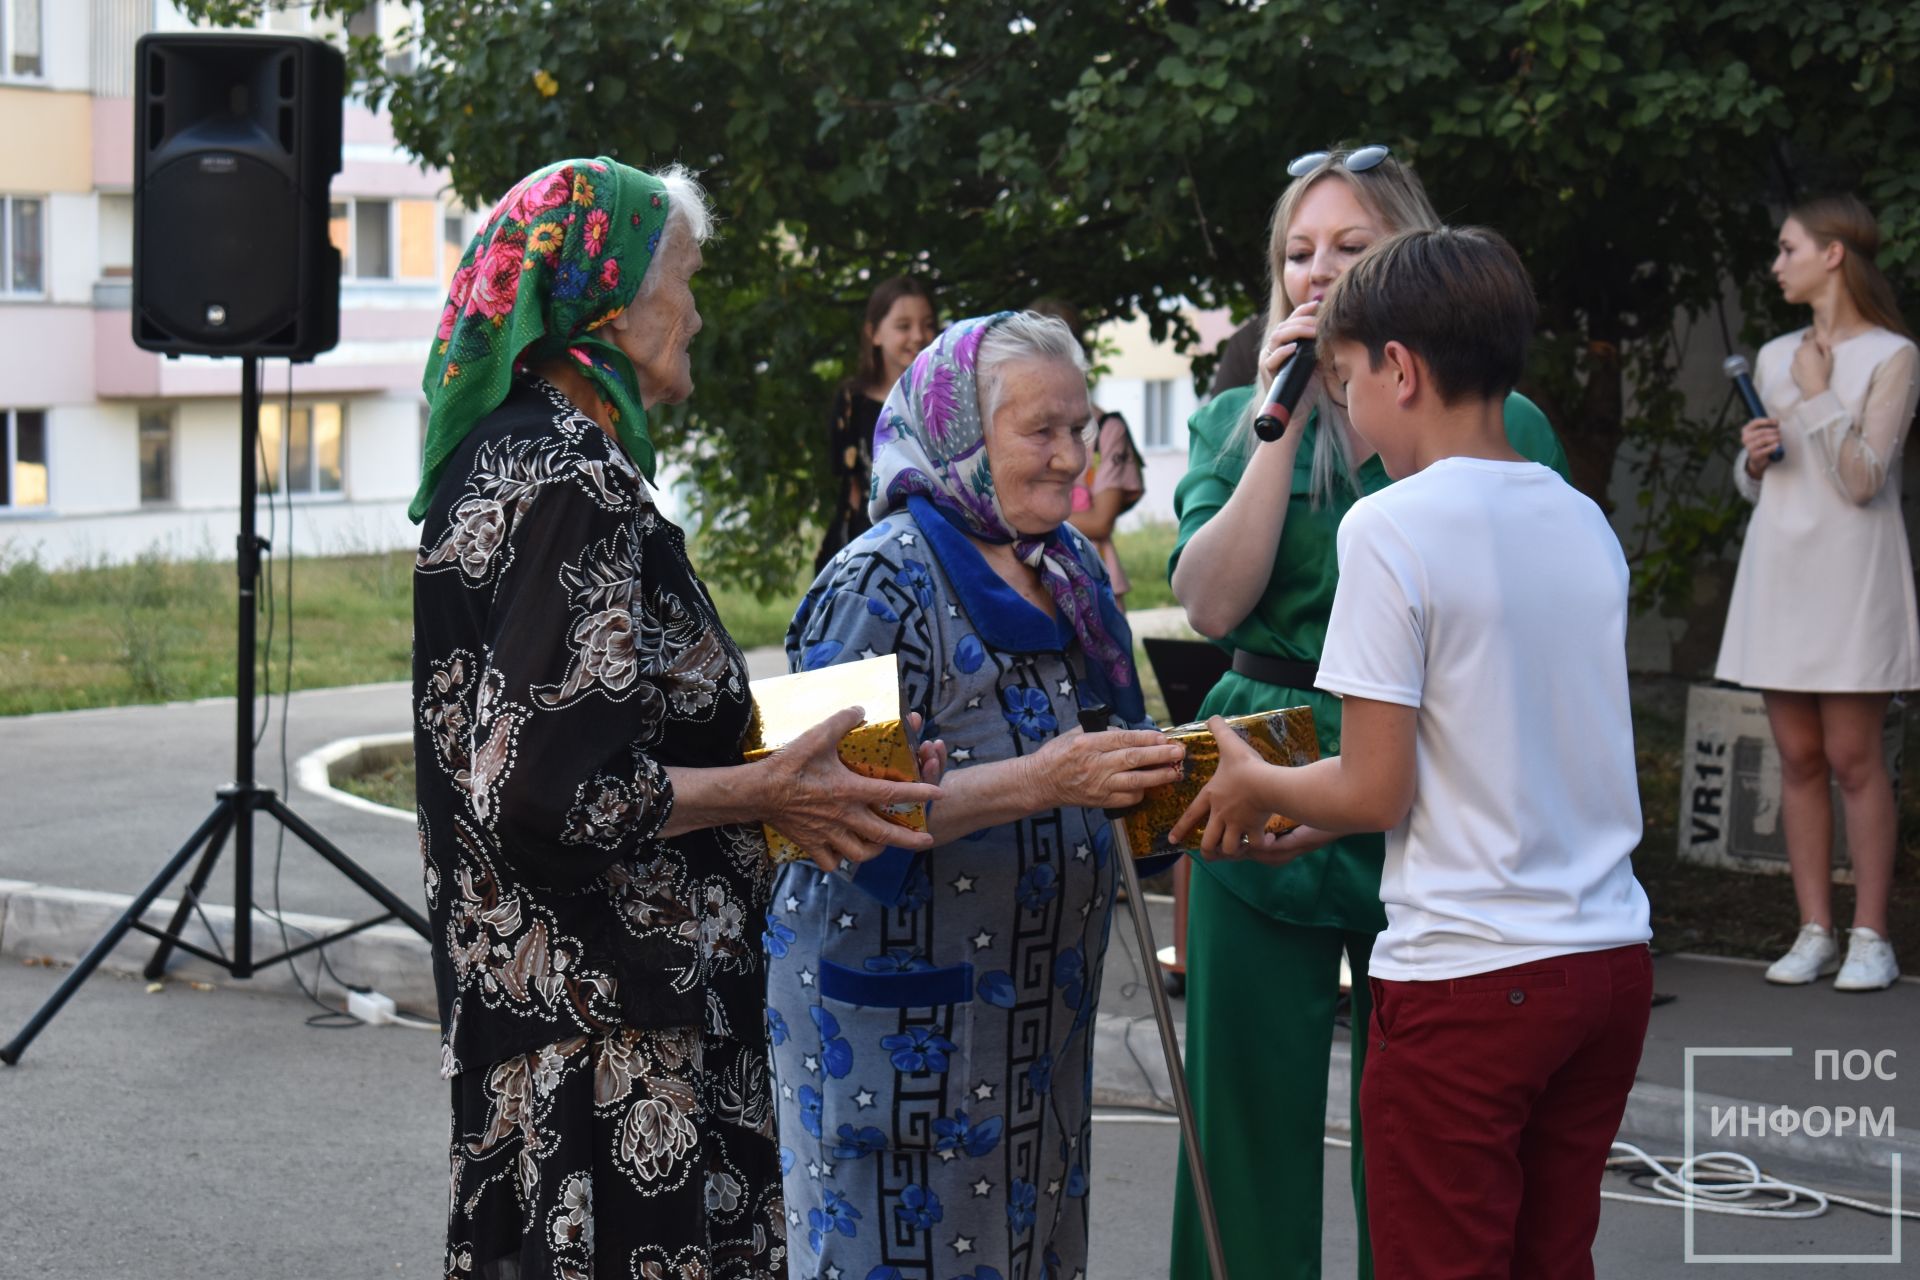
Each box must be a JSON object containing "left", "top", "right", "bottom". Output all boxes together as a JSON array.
[{"left": 765, "top": 496, "right": 1152, "bottom": 1280}]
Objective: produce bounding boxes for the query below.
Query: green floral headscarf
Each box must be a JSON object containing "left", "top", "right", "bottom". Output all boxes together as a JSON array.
[{"left": 411, "top": 157, "right": 672, "bottom": 522}]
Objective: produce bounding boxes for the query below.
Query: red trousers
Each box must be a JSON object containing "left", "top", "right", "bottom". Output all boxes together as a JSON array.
[{"left": 1362, "top": 944, "right": 1652, "bottom": 1280}]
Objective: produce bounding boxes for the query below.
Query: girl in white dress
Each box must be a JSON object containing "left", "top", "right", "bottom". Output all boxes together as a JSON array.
[{"left": 1717, "top": 194, "right": 1920, "bottom": 992}]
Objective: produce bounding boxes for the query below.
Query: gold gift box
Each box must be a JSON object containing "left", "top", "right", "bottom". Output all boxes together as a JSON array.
[
  {"left": 742, "top": 653, "right": 926, "bottom": 864},
  {"left": 1120, "top": 706, "right": 1319, "bottom": 855}
]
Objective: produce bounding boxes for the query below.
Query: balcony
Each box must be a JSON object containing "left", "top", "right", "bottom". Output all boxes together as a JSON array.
[{"left": 90, "top": 279, "right": 438, "bottom": 400}]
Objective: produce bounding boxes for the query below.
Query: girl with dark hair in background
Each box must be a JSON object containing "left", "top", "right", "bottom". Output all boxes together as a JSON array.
[
  {"left": 1718, "top": 193, "right": 1920, "bottom": 993},
  {"left": 815, "top": 275, "right": 938, "bottom": 571}
]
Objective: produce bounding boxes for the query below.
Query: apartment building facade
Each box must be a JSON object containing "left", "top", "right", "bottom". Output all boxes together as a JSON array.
[{"left": 0, "top": 1, "right": 453, "bottom": 567}]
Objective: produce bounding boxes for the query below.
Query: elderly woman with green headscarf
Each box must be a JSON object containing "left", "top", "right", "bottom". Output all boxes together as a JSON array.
[{"left": 411, "top": 158, "right": 940, "bottom": 1280}]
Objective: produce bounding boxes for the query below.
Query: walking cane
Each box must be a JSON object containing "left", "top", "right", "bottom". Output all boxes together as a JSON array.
[{"left": 1079, "top": 706, "right": 1231, "bottom": 1280}]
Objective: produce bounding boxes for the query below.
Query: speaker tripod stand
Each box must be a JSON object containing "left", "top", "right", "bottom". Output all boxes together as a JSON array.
[{"left": 2, "top": 357, "right": 429, "bottom": 1065}]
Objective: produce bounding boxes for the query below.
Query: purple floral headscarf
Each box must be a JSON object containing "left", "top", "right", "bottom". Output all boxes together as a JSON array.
[{"left": 869, "top": 313, "right": 1133, "bottom": 689}]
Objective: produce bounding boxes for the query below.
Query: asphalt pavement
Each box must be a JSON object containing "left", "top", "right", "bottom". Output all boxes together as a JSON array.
[
  {"left": 0, "top": 682, "right": 423, "bottom": 923},
  {"left": 1, "top": 962, "right": 1907, "bottom": 1279}
]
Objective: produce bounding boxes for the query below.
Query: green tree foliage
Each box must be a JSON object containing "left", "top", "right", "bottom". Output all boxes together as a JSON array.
[{"left": 193, "top": 0, "right": 1920, "bottom": 617}]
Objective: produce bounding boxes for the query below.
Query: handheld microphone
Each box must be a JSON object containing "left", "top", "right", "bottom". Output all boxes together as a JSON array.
[
  {"left": 1254, "top": 340, "right": 1317, "bottom": 442},
  {"left": 1723, "top": 354, "right": 1782, "bottom": 462}
]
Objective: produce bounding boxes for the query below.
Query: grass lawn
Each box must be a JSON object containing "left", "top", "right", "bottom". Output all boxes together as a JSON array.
[
  {"left": 337, "top": 755, "right": 416, "bottom": 813},
  {"left": 0, "top": 550, "right": 417, "bottom": 717},
  {"left": 0, "top": 525, "right": 1182, "bottom": 718}
]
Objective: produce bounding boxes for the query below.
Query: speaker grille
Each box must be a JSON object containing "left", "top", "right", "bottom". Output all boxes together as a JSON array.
[{"left": 139, "top": 153, "right": 300, "bottom": 347}]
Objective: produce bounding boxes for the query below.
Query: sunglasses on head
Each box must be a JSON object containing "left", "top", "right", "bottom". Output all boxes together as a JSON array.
[{"left": 1286, "top": 144, "right": 1392, "bottom": 179}]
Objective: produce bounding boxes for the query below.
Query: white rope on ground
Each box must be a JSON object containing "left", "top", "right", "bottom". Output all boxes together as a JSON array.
[
  {"left": 1602, "top": 1141, "right": 1917, "bottom": 1221},
  {"left": 1086, "top": 1117, "right": 1915, "bottom": 1224}
]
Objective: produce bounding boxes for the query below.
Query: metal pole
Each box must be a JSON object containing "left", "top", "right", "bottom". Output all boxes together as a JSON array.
[
  {"left": 1079, "top": 708, "right": 1230, "bottom": 1279},
  {"left": 233, "top": 355, "right": 260, "bottom": 977}
]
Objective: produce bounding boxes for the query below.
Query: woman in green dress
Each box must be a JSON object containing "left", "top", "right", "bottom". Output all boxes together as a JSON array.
[{"left": 1167, "top": 146, "right": 1570, "bottom": 1279}]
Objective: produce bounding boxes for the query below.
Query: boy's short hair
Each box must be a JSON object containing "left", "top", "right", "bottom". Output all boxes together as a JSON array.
[{"left": 1319, "top": 226, "right": 1537, "bottom": 404}]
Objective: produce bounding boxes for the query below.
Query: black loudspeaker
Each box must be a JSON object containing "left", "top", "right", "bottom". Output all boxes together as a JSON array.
[{"left": 133, "top": 33, "right": 343, "bottom": 359}]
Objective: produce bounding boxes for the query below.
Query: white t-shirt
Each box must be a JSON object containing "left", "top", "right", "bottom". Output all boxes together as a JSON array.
[{"left": 1316, "top": 457, "right": 1651, "bottom": 982}]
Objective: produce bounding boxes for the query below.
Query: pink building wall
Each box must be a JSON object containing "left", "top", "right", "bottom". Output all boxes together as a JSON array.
[{"left": 0, "top": 308, "right": 97, "bottom": 404}]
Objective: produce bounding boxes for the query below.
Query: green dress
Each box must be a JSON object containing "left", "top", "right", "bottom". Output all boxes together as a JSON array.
[{"left": 1166, "top": 387, "right": 1569, "bottom": 1280}]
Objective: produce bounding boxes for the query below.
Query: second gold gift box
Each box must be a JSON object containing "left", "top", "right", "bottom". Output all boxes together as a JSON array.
[{"left": 1118, "top": 706, "right": 1318, "bottom": 854}]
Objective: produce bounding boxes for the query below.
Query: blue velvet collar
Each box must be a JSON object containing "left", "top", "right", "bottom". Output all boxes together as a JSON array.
[
  {"left": 906, "top": 496, "right": 1144, "bottom": 725},
  {"left": 908, "top": 495, "right": 1075, "bottom": 654}
]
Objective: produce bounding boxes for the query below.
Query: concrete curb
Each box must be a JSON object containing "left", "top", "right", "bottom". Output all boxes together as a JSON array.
[
  {"left": 0, "top": 878, "right": 436, "bottom": 1011},
  {"left": 295, "top": 731, "right": 415, "bottom": 825},
  {"left": 1613, "top": 1076, "right": 1920, "bottom": 1185}
]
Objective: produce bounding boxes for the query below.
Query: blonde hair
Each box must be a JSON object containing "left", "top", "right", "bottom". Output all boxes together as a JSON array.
[
  {"left": 1788, "top": 194, "right": 1913, "bottom": 342},
  {"left": 1227, "top": 150, "right": 1442, "bottom": 502}
]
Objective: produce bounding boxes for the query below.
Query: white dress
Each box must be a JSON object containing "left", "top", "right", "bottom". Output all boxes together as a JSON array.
[{"left": 1717, "top": 326, "right": 1920, "bottom": 692}]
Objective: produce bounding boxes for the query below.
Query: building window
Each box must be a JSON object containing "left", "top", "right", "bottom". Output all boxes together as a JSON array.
[
  {"left": 442, "top": 211, "right": 467, "bottom": 288},
  {"left": 2, "top": 194, "right": 45, "bottom": 296},
  {"left": 1142, "top": 379, "right": 1176, "bottom": 449},
  {"left": 331, "top": 199, "right": 392, "bottom": 279},
  {"left": 328, "top": 197, "right": 439, "bottom": 281},
  {"left": 354, "top": 199, "right": 392, "bottom": 279},
  {"left": 99, "top": 193, "right": 134, "bottom": 279},
  {"left": 1, "top": 408, "right": 48, "bottom": 510},
  {"left": 138, "top": 410, "right": 175, "bottom": 506},
  {"left": 397, "top": 199, "right": 436, "bottom": 278},
  {"left": 2, "top": 0, "right": 43, "bottom": 79},
  {"left": 259, "top": 402, "right": 344, "bottom": 497}
]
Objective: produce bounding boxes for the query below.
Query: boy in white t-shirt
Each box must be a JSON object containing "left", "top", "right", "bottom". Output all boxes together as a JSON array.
[{"left": 1170, "top": 226, "right": 1652, "bottom": 1280}]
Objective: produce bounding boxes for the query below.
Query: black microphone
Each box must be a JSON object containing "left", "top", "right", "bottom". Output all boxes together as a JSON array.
[
  {"left": 1723, "top": 354, "right": 1782, "bottom": 462},
  {"left": 1254, "top": 339, "right": 1317, "bottom": 442}
]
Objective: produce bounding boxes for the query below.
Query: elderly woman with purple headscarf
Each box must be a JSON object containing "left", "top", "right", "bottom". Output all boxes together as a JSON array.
[{"left": 763, "top": 312, "right": 1186, "bottom": 1279}]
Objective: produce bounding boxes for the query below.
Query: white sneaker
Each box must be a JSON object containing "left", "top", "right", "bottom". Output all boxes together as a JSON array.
[
  {"left": 1833, "top": 927, "right": 1901, "bottom": 992},
  {"left": 1765, "top": 923, "right": 1839, "bottom": 984}
]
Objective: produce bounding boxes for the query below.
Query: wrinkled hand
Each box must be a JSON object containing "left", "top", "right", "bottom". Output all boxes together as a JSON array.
[
  {"left": 1257, "top": 300, "right": 1321, "bottom": 392},
  {"left": 1028, "top": 726, "right": 1186, "bottom": 813},
  {"left": 1168, "top": 716, "right": 1286, "bottom": 855},
  {"left": 762, "top": 706, "right": 942, "bottom": 874},
  {"left": 1791, "top": 333, "right": 1833, "bottom": 398},
  {"left": 1739, "top": 417, "right": 1781, "bottom": 477}
]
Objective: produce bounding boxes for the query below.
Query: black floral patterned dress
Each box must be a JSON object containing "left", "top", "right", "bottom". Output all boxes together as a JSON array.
[
  {"left": 413, "top": 376, "right": 783, "bottom": 1280},
  {"left": 814, "top": 386, "right": 885, "bottom": 573}
]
